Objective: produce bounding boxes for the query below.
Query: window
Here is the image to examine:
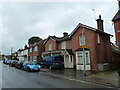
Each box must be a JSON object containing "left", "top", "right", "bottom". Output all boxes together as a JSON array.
[
  {"left": 48, "top": 44, "right": 52, "bottom": 50},
  {"left": 79, "top": 35, "right": 85, "bottom": 45},
  {"left": 85, "top": 53, "right": 89, "bottom": 64},
  {"left": 77, "top": 52, "right": 83, "bottom": 64},
  {"left": 34, "top": 46, "right": 38, "bottom": 51},
  {"left": 30, "top": 56, "right": 32, "bottom": 61},
  {"left": 97, "top": 34, "right": 100, "bottom": 44},
  {"left": 30, "top": 48, "right": 32, "bottom": 52},
  {"left": 62, "top": 41, "right": 66, "bottom": 49},
  {"left": 33, "top": 56, "right": 37, "bottom": 61}
]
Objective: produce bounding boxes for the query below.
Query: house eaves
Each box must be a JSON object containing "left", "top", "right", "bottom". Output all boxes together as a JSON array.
[
  {"left": 69, "top": 23, "right": 113, "bottom": 38},
  {"left": 43, "top": 36, "right": 56, "bottom": 45},
  {"left": 112, "top": 10, "right": 120, "bottom": 22}
]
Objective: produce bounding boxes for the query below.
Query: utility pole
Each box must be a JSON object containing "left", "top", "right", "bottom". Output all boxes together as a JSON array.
[{"left": 11, "top": 47, "right": 13, "bottom": 59}]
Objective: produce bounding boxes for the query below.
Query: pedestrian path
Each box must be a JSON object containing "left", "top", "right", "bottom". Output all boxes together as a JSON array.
[
  {"left": 41, "top": 68, "right": 119, "bottom": 88},
  {"left": 0, "top": 61, "right": 2, "bottom": 89}
]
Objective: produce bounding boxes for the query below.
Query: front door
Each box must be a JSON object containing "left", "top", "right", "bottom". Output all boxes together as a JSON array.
[
  {"left": 76, "top": 51, "right": 91, "bottom": 70},
  {"left": 64, "top": 55, "right": 69, "bottom": 68}
]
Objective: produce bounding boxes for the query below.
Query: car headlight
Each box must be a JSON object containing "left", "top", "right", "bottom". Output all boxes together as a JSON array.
[
  {"left": 38, "top": 65, "right": 40, "bottom": 68},
  {"left": 29, "top": 66, "right": 33, "bottom": 68}
]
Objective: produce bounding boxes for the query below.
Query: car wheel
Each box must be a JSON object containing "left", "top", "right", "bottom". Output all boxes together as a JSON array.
[
  {"left": 49, "top": 66, "right": 52, "bottom": 70},
  {"left": 27, "top": 67, "right": 30, "bottom": 72},
  {"left": 21, "top": 67, "right": 24, "bottom": 70}
]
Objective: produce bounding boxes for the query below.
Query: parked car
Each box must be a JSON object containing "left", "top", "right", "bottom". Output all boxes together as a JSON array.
[
  {"left": 22, "top": 61, "right": 40, "bottom": 72},
  {"left": 6, "top": 60, "right": 12, "bottom": 65},
  {"left": 15, "top": 60, "right": 26, "bottom": 69},
  {"left": 40, "top": 55, "right": 64, "bottom": 69},
  {"left": 9, "top": 60, "right": 18, "bottom": 67},
  {"left": 118, "top": 69, "right": 120, "bottom": 76},
  {"left": 3, "top": 59, "right": 8, "bottom": 64}
]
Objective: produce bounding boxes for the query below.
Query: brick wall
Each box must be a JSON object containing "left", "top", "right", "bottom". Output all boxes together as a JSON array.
[{"left": 114, "top": 20, "right": 120, "bottom": 46}]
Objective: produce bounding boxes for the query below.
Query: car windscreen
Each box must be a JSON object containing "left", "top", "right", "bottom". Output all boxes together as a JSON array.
[
  {"left": 54, "top": 56, "right": 64, "bottom": 62},
  {"left": 43, "top": 57, "right": 53, "bottom": 62},
  {"left": 28, "top": 61, "right": 36, "bottom": 65},
  {"left": 11, "top": 60, "right": 18, "bottom": 62}
]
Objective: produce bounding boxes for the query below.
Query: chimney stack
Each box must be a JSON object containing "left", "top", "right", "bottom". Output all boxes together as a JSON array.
[
  {"left": 96, "top": 15, "right": 104, "bottom": 32},
  {"left": 63, "top": 32, "right": 68, "bottom": 37},
  {"left": 118, "top": 0, "right": 120, "bottom": 10}
]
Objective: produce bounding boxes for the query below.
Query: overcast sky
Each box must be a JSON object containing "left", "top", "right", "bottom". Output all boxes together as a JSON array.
[{"left": 0, "top": 0, "right": 118, "bottom": 55}]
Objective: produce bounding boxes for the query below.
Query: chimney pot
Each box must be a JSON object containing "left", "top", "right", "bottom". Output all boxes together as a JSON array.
[
  {"left": 96, "top": 15, "right": 104, "bottom": 32},
  {"left": 118, "top": 0, "right": 120, "bottom": 10},
  {"left": 63, "top": 32, "right": 68, "bottom": 37},
  {"left": 99, "top": 15, "right": 101, "bottom": 19}
]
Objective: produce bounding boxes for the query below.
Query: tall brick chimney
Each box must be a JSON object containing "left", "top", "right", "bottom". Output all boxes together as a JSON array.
[
  {"left": 63, "top": 32, "right": 68, "bottom": 37},
  {"left": 118, "top": 0, "right": 120, "bottom": 10},
  {"left": 96, "top": 15, "right": 104, "bottom": 32}
]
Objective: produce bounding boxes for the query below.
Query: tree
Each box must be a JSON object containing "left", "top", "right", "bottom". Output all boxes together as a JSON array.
[{"left": 28, "top": 36, "right": 42, "bottom": 45}]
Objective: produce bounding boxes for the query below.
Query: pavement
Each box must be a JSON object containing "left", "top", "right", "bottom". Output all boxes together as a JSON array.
[{"left": 41, "top": 68, "right": 119, "bottom": 88}]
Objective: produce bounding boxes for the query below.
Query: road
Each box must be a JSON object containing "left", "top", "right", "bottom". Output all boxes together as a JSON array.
[{"left": 1, "top": 61, "right": 118, "bottom": 89}]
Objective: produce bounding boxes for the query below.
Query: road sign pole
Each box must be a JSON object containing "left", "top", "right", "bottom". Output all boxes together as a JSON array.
[
  {"left": 83, "top": 48, "right": 86, "bottom": 76},
  {"left": 82, "top": 28, "right": 86, "bottom": 76}
]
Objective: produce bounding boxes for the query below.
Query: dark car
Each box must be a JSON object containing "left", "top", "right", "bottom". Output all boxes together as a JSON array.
[
  {"left": 6, "top": 60, "right": 12, "bottom": 65},
  {"left": 3, "top": 59, "right": 8, "bottom": 64},
  {"left": 118, "top": 69, "right": 120, "bottom": 76},
  {"left": 15, "top": 60, "right": 26, "bottom": 69},
  {"left": 41, "top": 55, "right": 64, "bottom": 69},
  {"left": 9, "top": 60, "right": 18, "bottom": 67}
]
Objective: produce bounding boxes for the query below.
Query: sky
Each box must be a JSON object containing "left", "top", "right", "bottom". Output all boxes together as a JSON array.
[{"left": 0, "top": 0, "right": 118, "bottom": 55}]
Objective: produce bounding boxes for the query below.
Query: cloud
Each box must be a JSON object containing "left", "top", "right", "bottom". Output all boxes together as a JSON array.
[{"left": 1, "top": 1, "right": 117, "bottom": 54}]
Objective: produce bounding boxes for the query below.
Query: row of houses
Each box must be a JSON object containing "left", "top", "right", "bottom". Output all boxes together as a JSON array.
[{"left": 14, "top": 1, "right": 120, "bottom": 71}]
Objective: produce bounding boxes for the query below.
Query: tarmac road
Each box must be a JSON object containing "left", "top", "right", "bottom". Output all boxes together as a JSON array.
[{"left": 1, "top": 61, "right": 118, "bottom": 89}]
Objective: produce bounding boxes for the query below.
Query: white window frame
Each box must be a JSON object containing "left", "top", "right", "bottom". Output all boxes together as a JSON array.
[
  {"left": 34, "top": 46, "right": 38, "bottom": 51},
  {"left": 79, "top": 35, "right": 85, "bottom": 45},
  {"left": 30, "top": 56, "right": 32, "bottom": 61},
  {"left": 30, "top": 48, "right": 32, "bottom": 52},
  {"left": 33, "top": 56, "right": 37, "bottom": 61},
  {"left": 48, "top": 44, "right": 52, "bottom": 50},
  {"left": 62, "top": 41, "right": 66, "bottom": 49}
]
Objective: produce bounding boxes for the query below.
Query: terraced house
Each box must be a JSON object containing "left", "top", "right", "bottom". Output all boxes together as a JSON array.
[
  {"left": 42, "top": 15, "right": 113, "bottom": 71},
  {"left": 28, "top": 40, "right": 44, "bottom": 64},
  {"left": 111, "top": 0, "right": 120, "bottom": 69}
]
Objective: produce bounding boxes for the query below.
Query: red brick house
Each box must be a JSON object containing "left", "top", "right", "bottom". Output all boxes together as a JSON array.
[
  {"left": 111, "top": 0, "right": 120, "bottom": 69},
  {"left": 42, "top": 15, "right": 113, "bottom": 70},
  {"left": 28, "top": 40, "right": 44, "bottom": 64},
  {"left": 42, "top": 34, "right": 74, "bottom": 68},
  {"left": 112, "top": 0, "right": 120, "bottom": 47}
]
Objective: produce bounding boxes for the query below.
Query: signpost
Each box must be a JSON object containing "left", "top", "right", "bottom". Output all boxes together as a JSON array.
[
  {"left": 80, "top": 45, "right": 88, "bottom": 48},
  {"left": 81, "top": 28, "right": 87, "bottom": 76}
]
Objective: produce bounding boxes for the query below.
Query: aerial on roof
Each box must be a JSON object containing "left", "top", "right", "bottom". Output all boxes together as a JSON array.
[{"left": 112, "top": 10, "right": 120, "bottom": 22}]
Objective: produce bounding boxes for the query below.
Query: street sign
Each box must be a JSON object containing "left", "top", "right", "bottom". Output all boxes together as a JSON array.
[{"left": 80, "top": 45, "right": 88, "bottom": 48}]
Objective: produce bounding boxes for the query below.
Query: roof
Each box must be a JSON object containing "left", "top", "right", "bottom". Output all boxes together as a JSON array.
[
  {"left": 69, "top": 23, "right": 113, "bottom": 37},
  {"left": 28, "top": 40, "right": 44, "bottom": 48},
  {"left": 44, "top": 22, "right": 113, "bottom": 45},
  {"left": 43, "top": 35, "right": 70, "bottom": 44},
  {"left": 112, "top": 10, "right": 120, "bottom": 22},
  {"left": 112, "top": 48, "right": 120, "bottom": 55},
  {"left": 42, "top": 49, "right": 74, "bottom": 55}
]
